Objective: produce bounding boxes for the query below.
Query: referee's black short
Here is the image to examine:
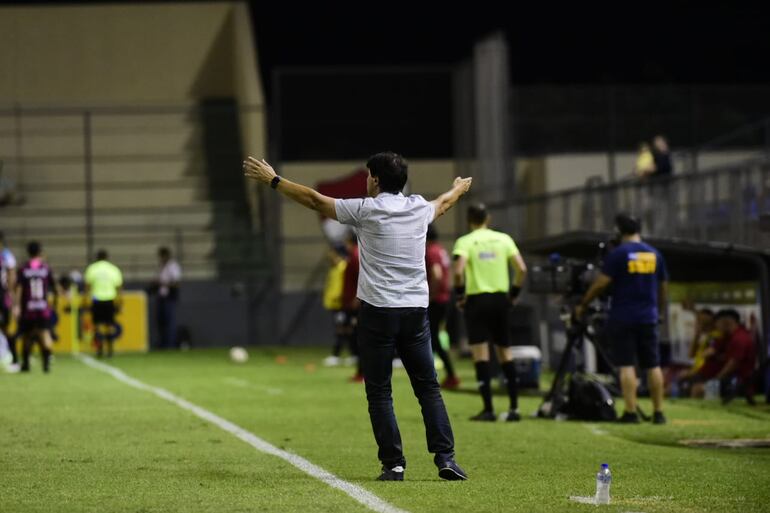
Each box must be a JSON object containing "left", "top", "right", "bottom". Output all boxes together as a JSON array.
[
  {"left": 464, "top": 292, "right": 511, "bottom": 346},
  {"left": 91, "top": 300, "right": 116, "bottom": 325}
]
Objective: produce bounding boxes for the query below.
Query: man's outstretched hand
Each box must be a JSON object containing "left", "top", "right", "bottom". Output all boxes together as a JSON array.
[
  {"left": 243, "top": 157, "right": 277, "bottom": 184},
  {"left": 453, "top": 176, "right": 472, "bottom": 194}
]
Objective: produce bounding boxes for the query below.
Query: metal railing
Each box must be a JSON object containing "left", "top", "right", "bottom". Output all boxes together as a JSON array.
[
  {"left": 491, "top": 157, "right": 770, "bottom": 247},
  {"left": 0, "top": 103, "right": 267, "bottom": 282}
]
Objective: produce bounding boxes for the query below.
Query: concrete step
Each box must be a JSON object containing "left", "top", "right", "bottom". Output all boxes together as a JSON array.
[
  {"left": 16, "top": 188, "right": 212, "bottom": 208},
  {"left": 9, "top": 162, "right": 209, "bottom": 188},
  {"left": 0, "top": 208, "right": 216, "bottom": 230}
]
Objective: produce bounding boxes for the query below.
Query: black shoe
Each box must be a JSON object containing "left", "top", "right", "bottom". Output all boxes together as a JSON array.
[
  {"left": 376, "top": 465, "right": 404, "bottom": 481},
  {"left": 652, "top": 411, "right": 667, "bottom": 425},
  {"left": 504, "top": 410, "right": 521, "bottom": 422},
  {"left": 470, "top": 410, "right": 496, "bottom": 422},
  {"left": 617, "top": 411, "right": 640, "bottom": 424},
  {"left": 438, "top": 460, "right": 468, "bottom": 481},
  {"left": 20, "top": 365, "right": 30, "bottom": 373}
]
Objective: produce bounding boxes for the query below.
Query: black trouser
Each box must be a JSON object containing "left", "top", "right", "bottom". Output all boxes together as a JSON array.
[
  {"left": 358, "top": 301, "right": 455, "bottom": 468},
  {"left": 157, "top": 298, "right": 177, "bottom": 349},
  {"left": 428, "top": 301, "right": 455, "bottom": 378}
]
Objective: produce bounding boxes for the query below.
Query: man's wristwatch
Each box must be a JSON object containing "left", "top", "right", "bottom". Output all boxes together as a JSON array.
[{"left": 270, "top": 176, "right": 281, "bottom": 189}]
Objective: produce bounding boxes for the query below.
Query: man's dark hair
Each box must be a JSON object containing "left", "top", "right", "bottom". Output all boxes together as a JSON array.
[
  {"left": 27, "top": 241, "right": 42, "bottom": 257},
  {"left": 96, "top": 249, "right": 108, "bottom": 260},
  {"left": 366, "top": 151, "right": 408, "bottom": 194},
  {"left": 467, "top": 203, "right": 489, "bottom": 225},
  {"left": 615, "top": 213, "right": 641, "bottom": 236},
  {"left": 427, "top": 224, "right": 438, "bottom": 241},
  {"left": 715, "top": 309, "right": 741, "bottom": 324},
  {"left": 699, "top": 308, "right": 715, "bottom": 318},
  {"left": 347, "top": 232, "right": 358, "bottom": 245},
  {"left": 158, "top": 247, "right": 171, "bottom": 258}
]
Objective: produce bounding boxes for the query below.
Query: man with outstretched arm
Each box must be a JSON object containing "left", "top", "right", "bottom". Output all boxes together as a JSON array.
[{"left": 244, "top": 152, "right": 471, "bottom": 481}]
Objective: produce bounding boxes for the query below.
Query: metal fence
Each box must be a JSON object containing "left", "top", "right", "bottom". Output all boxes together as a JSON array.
[
  {"left": 0, "top": 104, "right": 266, "bottom": 282},
  {"left": 490, "top": 157, "right": 770, "bottom": 247}
]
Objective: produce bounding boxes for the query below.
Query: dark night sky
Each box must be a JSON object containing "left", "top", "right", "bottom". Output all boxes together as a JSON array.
[
  {"left": 251, "top": 3, "right": 770, "bottom": 87},
  {"left": 5, "top": 2, "right": 769, "bottom": 85}
]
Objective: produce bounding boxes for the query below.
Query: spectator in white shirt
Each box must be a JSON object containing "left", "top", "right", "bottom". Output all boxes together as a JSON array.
[{"left": 152, "top": 247, "right": 182, "bottom": 349}]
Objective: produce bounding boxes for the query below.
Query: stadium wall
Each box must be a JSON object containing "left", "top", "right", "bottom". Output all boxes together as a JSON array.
[
  {"left": 0, "top": 3, "right": 235, "bottom": 103},
  {"left": 278, "top": 151, "right": 756, "bottom": 292}
]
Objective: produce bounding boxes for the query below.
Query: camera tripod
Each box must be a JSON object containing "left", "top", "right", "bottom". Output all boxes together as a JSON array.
[{"left": 537, "top": 308, "right": 651, "bottom": 421}]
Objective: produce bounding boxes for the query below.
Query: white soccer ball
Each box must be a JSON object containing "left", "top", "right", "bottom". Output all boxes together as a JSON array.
[{"left": 229, "top": 346, "right": 249, "bottom": 363}]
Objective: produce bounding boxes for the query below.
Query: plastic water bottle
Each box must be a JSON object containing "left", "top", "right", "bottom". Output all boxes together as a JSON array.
[{"left": 595, "top": 463, "right": 611, "bottom": 505}]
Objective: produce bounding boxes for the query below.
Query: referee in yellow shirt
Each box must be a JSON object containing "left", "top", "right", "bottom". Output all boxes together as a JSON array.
[
  {"left": 453, "top": 204, "right": 527, "bottom": 421},
  {"left": 84, "top": 250, "right": 123, "bottom": 358}
]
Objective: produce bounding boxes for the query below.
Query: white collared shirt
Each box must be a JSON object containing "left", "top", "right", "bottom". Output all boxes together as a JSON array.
[
  {"left": 335, "top": 192, "right": 435, "bottom": 308},
  {"left": 158, "top": 259, "right": 182, "bottom": 297}
]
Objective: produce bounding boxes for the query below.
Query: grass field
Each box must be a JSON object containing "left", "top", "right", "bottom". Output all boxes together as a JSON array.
[{"left": 2, "top": 347, "right": 770, "bottom": 513}]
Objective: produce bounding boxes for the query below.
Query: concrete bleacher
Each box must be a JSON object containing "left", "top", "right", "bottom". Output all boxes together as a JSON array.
[
  {"left": 0, "top": 109, "right": 245, "bottom": 281},
  {"left": 0, "top": 2, "right": 270, "bottom": 347}
]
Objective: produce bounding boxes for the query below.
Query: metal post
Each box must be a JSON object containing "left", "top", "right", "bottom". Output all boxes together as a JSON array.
[
  {"left": 607, "top": 84, "right": 617, "bottom": 183},
  {"left": 13, "top": 103, "right": 24, "bottom": 190},
  {"left": 690, "top": 85, "right": 699, "bottom": 173},
  {"left": 765, "top": 119, "right": 770, "bottom": 158},
  {"left": 83, "top": 111, "right": 94, "bottom": 262},
  {"left": 562, "top": 195, "right": 571, "bottom": 233},
  {"left": 175, "top": 228, "right": 184, "bottom": 264}
]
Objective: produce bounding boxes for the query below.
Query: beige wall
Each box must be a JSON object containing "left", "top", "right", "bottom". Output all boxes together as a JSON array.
[
  {"left": 0, "top": 3, "right": 240, "bottom": 104},
  {"left": 279, "top": 160, "right": 460, "bottom": 291},
  {"left": 278, "top": 150, "right": 759, "bottom": 290},
  {"left": 231, "top": 2, "right": 267, "bottom": 229}
]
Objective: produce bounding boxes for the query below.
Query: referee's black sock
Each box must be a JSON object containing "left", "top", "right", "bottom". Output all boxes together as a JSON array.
[
  {"left": 474, "top": 361, "right": 493, "bottom": 412},
  {"left": 501, "top": 361, "right": 519, "bottom": 411}
]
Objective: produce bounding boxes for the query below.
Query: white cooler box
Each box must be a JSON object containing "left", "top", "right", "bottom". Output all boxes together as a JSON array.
[{"left": 510, "top": 345, "right": 542, "bottom": 389}]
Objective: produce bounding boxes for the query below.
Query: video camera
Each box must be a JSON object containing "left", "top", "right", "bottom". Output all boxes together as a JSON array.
[
  {"left": 528, "top": 257, "right": 599, "bottom": 298},
  {"left": 527, "top": 241, "right": 615, "bottom": 338}
]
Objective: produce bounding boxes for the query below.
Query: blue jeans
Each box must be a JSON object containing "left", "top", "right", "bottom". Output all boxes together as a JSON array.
[{"left": 358, "top": 301, "right": 455, "bottom": 468}]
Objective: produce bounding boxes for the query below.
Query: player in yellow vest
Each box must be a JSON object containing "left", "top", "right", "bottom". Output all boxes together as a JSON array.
[
  {"left": 453, "top": 204, "right": 527, "bottom": 421},
  {"left": 84, "top": 249, "right": 123, "bottom": 358}
]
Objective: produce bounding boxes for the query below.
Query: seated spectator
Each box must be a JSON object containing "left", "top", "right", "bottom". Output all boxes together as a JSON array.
[
  {"left": 691, "top": 309, "right": 757, "bottom": 403},
  {"left": 688, "top": 308, "right": 718, "bottom": 375},
  {"left": 673, "top": 308, "right": 717, "bottom": 396}
]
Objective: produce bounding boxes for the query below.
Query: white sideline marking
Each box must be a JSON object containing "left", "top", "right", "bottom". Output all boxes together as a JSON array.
[
  {"left": 77, "top": 355, "right": 409, "bottom": 513},
  {"left": 584, "top": 424, "right": 608, "bottom": 436},
  {"left": 223, "top": 377, "right": 283, "bottom": 395}
]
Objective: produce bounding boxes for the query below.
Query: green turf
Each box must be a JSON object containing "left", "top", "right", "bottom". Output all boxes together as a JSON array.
[{"left": 2, "top": 348, "right": 770, "bottom": 513}]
